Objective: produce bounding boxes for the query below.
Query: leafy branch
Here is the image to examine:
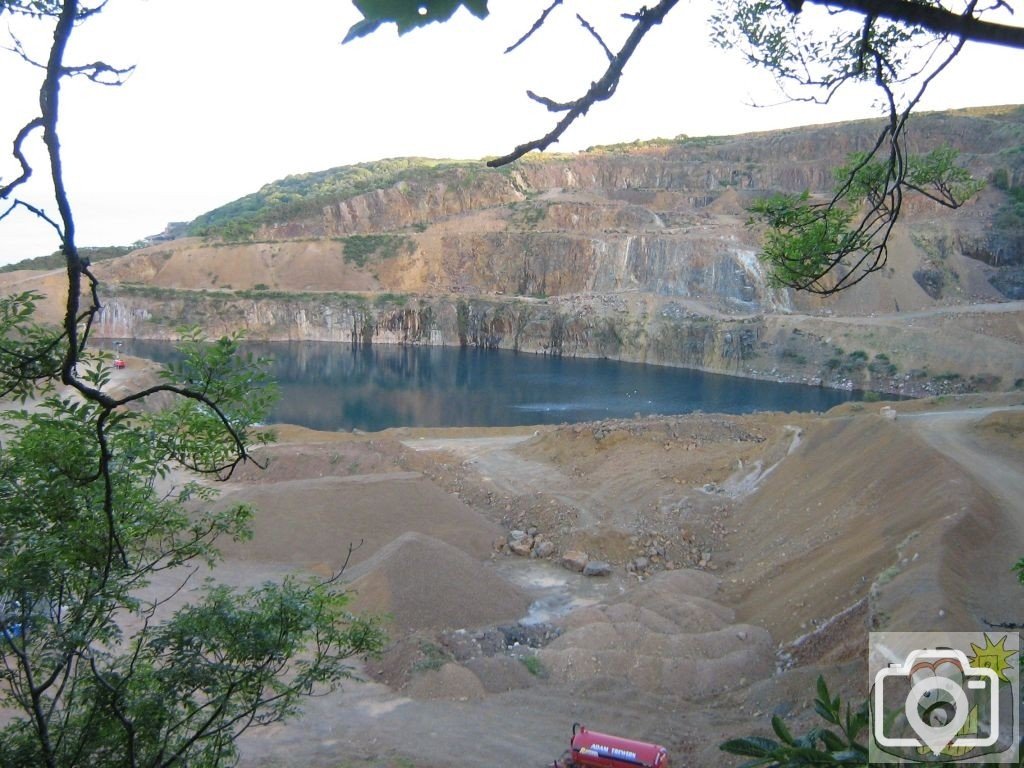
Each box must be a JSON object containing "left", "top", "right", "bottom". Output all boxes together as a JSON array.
[
  {"left": 721, "top": 676, "right": 870, "bottom": 766},
  {"left": 749, "top": 145, "right": 983, "bottom": 293}
]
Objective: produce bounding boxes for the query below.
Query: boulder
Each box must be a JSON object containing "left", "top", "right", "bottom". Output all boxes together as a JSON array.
[
  {"left": 561, "top": 550, "right": 588, "bottom": 572},
  {"left": 509, "top": 538, "right": 534, "bottom": 557},
  {"left": 534, "top": 540, "right": 556, "bottom": 558},
  {"left": 583, "top": 561, "right": 613, "bottom": 577}
]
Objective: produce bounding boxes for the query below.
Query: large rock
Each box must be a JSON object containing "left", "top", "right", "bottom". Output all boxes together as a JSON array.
[
  {"left": 561, "top": 550, "right": 589, "bottom": 573},
  {"left": 533, "top": 540, "right": 556, "bottom": 558},
  {"left": 583, "top": 561, "right": 613, "bottom": 577}
]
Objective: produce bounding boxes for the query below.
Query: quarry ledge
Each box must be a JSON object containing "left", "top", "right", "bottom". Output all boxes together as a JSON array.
[{"left": 89, "top": 289, "right": 992, "bottom": 400}]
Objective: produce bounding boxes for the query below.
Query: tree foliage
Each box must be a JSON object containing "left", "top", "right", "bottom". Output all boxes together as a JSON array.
[
  {"left": 0, "top": 2, "right": 386, "bottom": 765},
  {"left": 344, "top": 0, "right": 489, "bottom": 42},
  {"left": 749, "top": 147, "right": 984, "bottom": 292}
]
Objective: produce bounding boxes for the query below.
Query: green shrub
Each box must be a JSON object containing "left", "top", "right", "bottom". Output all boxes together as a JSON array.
[
  {"left": 520, "top": 655, "right": 546, "bottom": 677},
  {"left": 342, "top": 234, "right": 413, "bottom": 267},
  {"left": 868, "top": 354, "right": 898, "bottom": 376},
  {"left": 411, "top": 642, "right": 449, "bottom": 674},
  {"left": 374, "top": 292, "right": 408, "bottom": 307}
]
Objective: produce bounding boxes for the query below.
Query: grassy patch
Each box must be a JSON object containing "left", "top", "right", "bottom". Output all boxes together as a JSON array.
[
  {"left": 187, "top": 158, "right": 488, "bottom": 240},
  {"left": 411, "top": 642, "right": 449, "bottom": 674},
  {"left": 373, "top": 292, "right": 409, "bottom": 307},
  {"left": 519, "top": 654, "right": 546, "bottom": 677},
  {"left": 342, "top": 235, "right": 413, "bottom": 267}
]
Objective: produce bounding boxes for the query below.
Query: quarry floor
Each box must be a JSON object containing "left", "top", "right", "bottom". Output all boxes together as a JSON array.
[{"left": 139, "top": 384, "right": 1022, "bottom": 768}]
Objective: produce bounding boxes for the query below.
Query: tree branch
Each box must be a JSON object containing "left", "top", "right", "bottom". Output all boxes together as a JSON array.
[
  {"left": 808, "top": 0, "right": 1024, "bottom": 49},
  {"left": 488, "top": 0, "right": 680, "bottom": 167},
  {"left": 504, "top": 0, "right": 563, "bottom": 54},
  {"left": 576, "top": 14, "right": 614, "bottom": 61},
  {"left": 0, "top": 119, "right": 45, "bottom": 200}
]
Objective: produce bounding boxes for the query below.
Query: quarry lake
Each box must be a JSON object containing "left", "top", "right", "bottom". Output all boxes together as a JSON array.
[{"left": 118, "top": 340, "right": 859, "bottom": 431}]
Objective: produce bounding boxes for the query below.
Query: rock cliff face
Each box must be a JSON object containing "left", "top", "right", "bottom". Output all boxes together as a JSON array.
[
  {"left": 100, "top": 107, "right": 1023, "bottom": 308},
  {"left": 95, "top": 290, "right": 765, "bottom": 374},
  {"left": 92, "top": 285, "right": 1024, "bottom": 397},
  {"left": 84, "top": 106, "right": 1024, "bottom": 393}
]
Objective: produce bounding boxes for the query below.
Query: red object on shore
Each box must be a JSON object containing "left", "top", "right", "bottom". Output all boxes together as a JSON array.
[
  {"left": 560, "top": 723, "right": 670, "bottom": 768},
  {"left": 113, "top": 358, "right": 126, "bottom": 369}
]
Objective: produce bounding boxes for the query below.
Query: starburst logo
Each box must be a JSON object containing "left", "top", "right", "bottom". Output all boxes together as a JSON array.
[{"left": 968, "top": 634, "right": 1017, "bottom": 684}]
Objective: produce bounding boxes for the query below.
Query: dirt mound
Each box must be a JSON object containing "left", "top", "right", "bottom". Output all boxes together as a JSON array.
[
  {"left": 232, "top": 440, "right": 405, "bottom": 483},
  {"left": 971, "top": 408, "right": 1024, "bottom": 462},
  {"left": 346, "top": 532, "right": 530, "bottom": 633},
  {"left": 541, "top": 570, "right": 774, "bottom": 697},
  {"left": 405, "top": 662, "right": 488, "bottom": 701},
  {"left": 144, "top": 399, "right": 1020, "bottom": 768},
  {"left": 213, "top": 474, "right": 503, "bottom": 571}
]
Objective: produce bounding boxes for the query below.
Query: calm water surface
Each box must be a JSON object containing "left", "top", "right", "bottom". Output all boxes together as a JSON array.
[{"left": 117, "top": 340, "right": 858, "bottom": 431}]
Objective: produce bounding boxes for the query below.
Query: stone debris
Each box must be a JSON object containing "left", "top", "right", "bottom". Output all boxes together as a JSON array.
[
  {"left": 560, "top": 550, "right": 589, "bottom": 573},
  {"left": 533, "top": 540, "right": 556, "bottom": 558}
]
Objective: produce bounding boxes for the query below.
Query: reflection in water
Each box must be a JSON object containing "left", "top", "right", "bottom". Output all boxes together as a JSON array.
[{"left": 117, "top": 340, "right": 858, "bottom": 431}]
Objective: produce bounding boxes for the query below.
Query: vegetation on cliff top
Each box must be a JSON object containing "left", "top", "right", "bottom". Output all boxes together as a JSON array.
[
  {"left": 0, "top": 245, "right": 133, "bottom": 273},
  {"left": 186, "top": 157, "right": 500, "bottom": 241}
]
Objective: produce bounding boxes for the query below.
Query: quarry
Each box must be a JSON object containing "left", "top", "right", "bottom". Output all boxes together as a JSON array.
[{"left": 1, "top": 106, "right": 1022, "bottom": 766}]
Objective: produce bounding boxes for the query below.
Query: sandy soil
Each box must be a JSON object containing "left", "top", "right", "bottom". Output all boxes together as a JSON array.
[
  {"left": 8, "top": 356, "right": 1023, "bottom": 767},
  {"left": 119, "top": 390, "right": 1016, "bottom": 768}
]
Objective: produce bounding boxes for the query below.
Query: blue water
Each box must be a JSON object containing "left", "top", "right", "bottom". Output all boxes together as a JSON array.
[{"left": 117, "top": 340, "right": 858, "bottom": 431}]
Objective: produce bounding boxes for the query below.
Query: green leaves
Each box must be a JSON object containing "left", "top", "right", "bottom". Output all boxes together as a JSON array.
[
  {"left": 720, "top": 676, "right": 869, "bottom": 766},
  {"left": 0, "top": 291, "right": 63, "bottom": 401},
  {"left": 147, "top": 328, "right": 277, "bottom": 477},
  {"left": 749, "top": 191, "right": 868, "bottom": 290},
  {"left": 905, "top": 146, "right": 985, "bottom": 206},
  {"left": 0, "top": 304, "right": 385, "bottom": 766},
  {"left": 749, "top": 144, "right": 981, "bottom": 293},
  {"left": 344, "top": 0, "right": 489, "bottom": 43},
  {"left": 113, "top": 578, "right": 385, "bottom": 764}
]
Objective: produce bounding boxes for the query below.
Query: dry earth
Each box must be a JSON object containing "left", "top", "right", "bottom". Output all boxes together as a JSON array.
[
  {"left": 3, "top": 353, "right": 1022, "bottom": 766},
  {"left": 109, "top": 385, "right": 1017, "bottom": 768}
]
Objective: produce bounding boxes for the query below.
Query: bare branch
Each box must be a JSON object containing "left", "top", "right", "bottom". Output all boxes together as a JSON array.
[
  {"left": 488, "top": 0, "right": 680, "bottom": 167},
  {"left": 1, "top": 118, "right": 45, "bottom": 200},
  {"left": 504, "top": 0, "right": 563, "bottom": 54},
  {"left": 526, "top": 89, "right": 575, "bottom": 112},
  {"left": 62, "top": 60, "right": 134, "bottom": 85},
  {"left": 576, "top": 14, "right": 614, "bottom": 61},
  {"left": 0, "top": 198, "right": 63, "bottom": 237},
  {"left": 4, "top": 31, "right": 46, "bottom": 69}
]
